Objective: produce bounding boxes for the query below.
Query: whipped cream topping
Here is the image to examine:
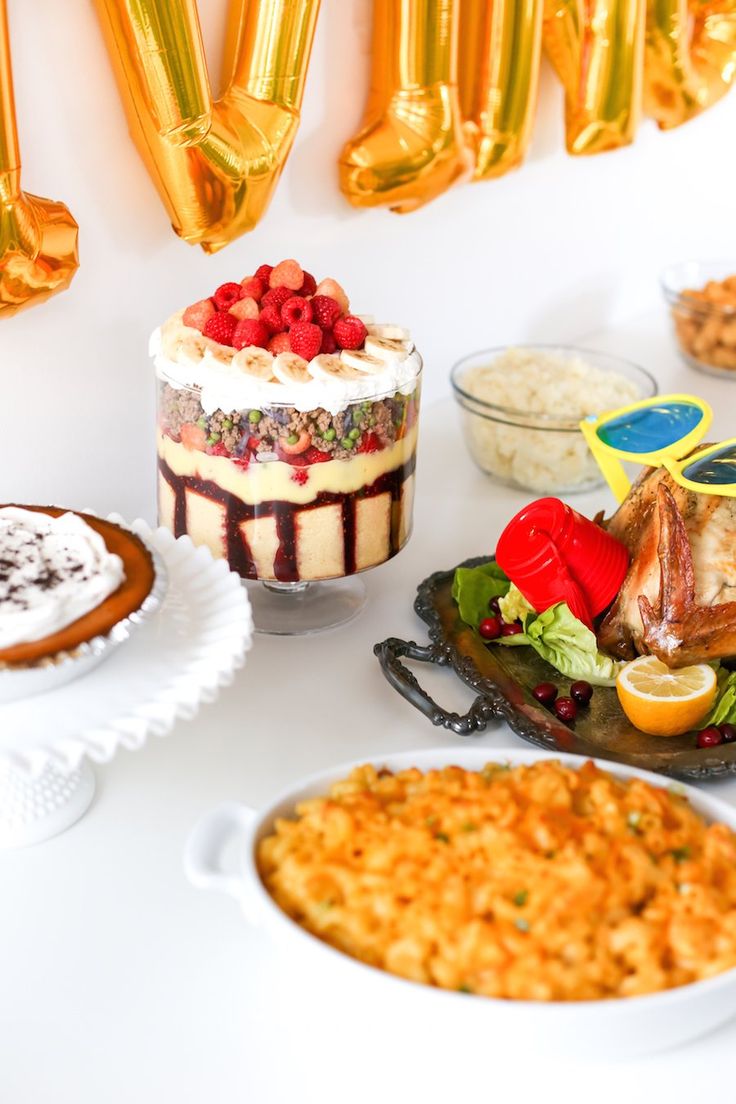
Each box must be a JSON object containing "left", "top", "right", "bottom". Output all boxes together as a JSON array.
[
  {"left": 0, "top": 508, "right": 126, "bottom": 649},
  {"left": 150, "top": 313, "right": 421, "bottom": 416}
]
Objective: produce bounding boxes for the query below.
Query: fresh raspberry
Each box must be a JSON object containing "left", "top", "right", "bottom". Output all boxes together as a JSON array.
[
  {"left": 233, "top": 454, "right": 250, "bottom": 471},
  {"left": 262, "top": 285, "right": 292, "bottom": 311},
  {"left": 182, "top": 298, "right": 216, "bottom": 332},
  {"left": 333, "top": 315, "right": 367, "bottom": 350},
  {"left": 259, "top": 304, "right": 286, "bottom": 334},
  {"left": 310, "top": 295, "right": 342, "bottom": 330},
  {"left": 268, "top": 332, "right": 291, "bottom": 354},
  {"left": 315, "top": 278, "right": 349, "bottom": 314},
  {"left": 289, "top": 322, "right": 322, "bottom": 360},
  {"left": 254, "top": 264, "right": 273, "bottom": 283},
  {"left": 213, "top": 282, "right": 244, "bottom": 311},
  {"left": 207, "top": 442, "right": 231, "bottom": 457},
  {"left": 281, "top": 296, "right": 313, "bottom": 327},
  {"left": 229, "top": 296, "right": 259, "bottom": 321},
  {"left": 180, "top": 423, "right": 207, "bottom": 451},
  {"left": 232, "top": 318, "right": 270, "bottom": 350},
  {"left": 304, "top": 446, "right": 331, "bottom": 464},
  {"left": 291, "top": 468, "right": 309, "bottom": 485},
  {"left": 269, "top": 259, "right": 303, "bottom": 290},
  {"left": 203, "top": 312, "right": 237, "bottom": 346},
  {"left": 320, "top": 329, "right": 337, "bottom": 354},
  {"left": 299, "top": 271, "right": 317, "bottom": 297},
  {"left": 240, "top": 276, "right": 267, "bottom": 302},
  {"left": 358, "top": 432, "right": 382, "bottom": 454}
]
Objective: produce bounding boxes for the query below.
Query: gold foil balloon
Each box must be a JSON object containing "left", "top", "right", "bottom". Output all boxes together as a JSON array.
[
  {"left": 0, "top": 0, "right": 78, "bottom": 318},
  {"left": 543, "top": 0, "right": 646, "bottom": 154},
  {"left": 644, "top": 1, "right": 736, "bottom": 129},
  {"left": 339, "top": 0, "right": 471, "bottom": 213},
  {"left": 94, "top": 0, "right": 320, "bottom": 252},
  {"left": 460, "top": 0, "right": 544, "bottom": 179}
]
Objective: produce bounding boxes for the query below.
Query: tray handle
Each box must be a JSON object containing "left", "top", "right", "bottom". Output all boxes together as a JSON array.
[{"left": 374, "top": 637, "right": 496, "bottom": 735}]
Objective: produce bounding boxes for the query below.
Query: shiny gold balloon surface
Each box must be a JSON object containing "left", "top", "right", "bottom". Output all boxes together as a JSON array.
[
  {"left": 644, "top": 0, "right": 736, "bottom": 128},
  {"left": 543, "top": 0, "right": 646, "bottom": 153},
  {"left": 0, "top": 0, "right": 78, "bottom": 318},
  {"left": 94, "top": 0, "right": 320, "bottom": 252},
  {"left": 339, "top": 0, "right": 471, "bottom": 213},
  {"left": 461, "top": 0, "right": 544, "bottom": 179}
]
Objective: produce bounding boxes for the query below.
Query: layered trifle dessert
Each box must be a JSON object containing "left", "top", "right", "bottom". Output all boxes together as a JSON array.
[{"left": 153, "top": 260, "right": 421, "bottom": 583}]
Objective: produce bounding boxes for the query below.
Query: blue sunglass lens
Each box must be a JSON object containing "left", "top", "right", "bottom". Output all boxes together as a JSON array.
[
  {"left": 597, "top": 402, "right": 703, "bottom": 453},
  {"left": 682, "top": 443, "right": 736, "bottom": 485}
]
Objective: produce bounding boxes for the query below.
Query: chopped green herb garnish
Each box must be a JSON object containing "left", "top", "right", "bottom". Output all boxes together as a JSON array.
[
  {"left": 425, "top": 814, "right": 438, "bottom": 828},
  {"left": 627, "top": 810, "right": 642, "bottom": 833},
  {"left": 460, "top": 821, "right": 478, "bottom": 833},
  {"left": 513, "top": 890, "right": 529, "bottom": 908},
  {"left": 434, "top": 832, "right": 450, "bottom": 844},
  {"left": 458, "top": 983, "right": 473, "bottom": 994},
  {"left": 671, "top": 846, "right": 691, "bottom": 863},
  {"left": 514, "top": 917, "right": 530, "bottom": 933}
]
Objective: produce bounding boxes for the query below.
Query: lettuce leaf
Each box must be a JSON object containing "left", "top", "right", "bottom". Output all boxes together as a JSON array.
[
  {"left": 507, "top": 603, "right": 624, "bottom": 686},
  {"left": 452, "top": 562, "right": 510, "bottom": 628},
  {"left": 498, "top": 584, "right": 535, "bottom": 626},
  {"left": 707, "top": 670, "right": 736, "bottom": 725}
]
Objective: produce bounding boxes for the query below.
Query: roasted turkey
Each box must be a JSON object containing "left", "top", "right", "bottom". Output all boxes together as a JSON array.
[{"left": 597, "top": 463, "right": 736, "bottom": 667}]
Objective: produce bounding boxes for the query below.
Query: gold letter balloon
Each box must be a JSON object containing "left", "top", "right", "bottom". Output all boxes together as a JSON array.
[
  {"left": 0, "top": 0, "right": 79, "bottom": 318},
  {"left": 93, "top": 0, "right": 320, "bottom": 253}
]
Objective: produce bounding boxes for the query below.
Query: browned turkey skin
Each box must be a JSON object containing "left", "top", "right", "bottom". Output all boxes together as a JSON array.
[{"left": 598, "top": 464, "right": 736, "bottom": 667}]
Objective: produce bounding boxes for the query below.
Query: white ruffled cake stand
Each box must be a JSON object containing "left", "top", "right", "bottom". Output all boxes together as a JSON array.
[{"left": 0, "top": 520, "right": 253, "bottom": 848}]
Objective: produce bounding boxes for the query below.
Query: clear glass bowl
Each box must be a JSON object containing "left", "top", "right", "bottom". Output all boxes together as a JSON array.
[
  {"left": 155, "top": 363, "right": 421, "bottom": 633},
  {"left": 661, "top": 261, "right": 736, "bottom": 379},
  {"left": 450, "top": 346, "right": 657, "bottom": 495}
]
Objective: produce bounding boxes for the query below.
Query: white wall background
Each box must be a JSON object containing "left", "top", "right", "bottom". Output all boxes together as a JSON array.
[{"left": 2, "top": 0, "right": 735, "bottom": 521}]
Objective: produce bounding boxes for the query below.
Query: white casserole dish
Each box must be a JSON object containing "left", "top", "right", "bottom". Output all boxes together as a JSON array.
[{"left": 184, "top": 746, "right": 736, "bottom": 1059}]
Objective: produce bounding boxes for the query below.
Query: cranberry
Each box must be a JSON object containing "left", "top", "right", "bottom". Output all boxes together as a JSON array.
[
  {"left": 532, "top": 682, "right": 558, "bottom": 707},
  {"left": 488, "top": 597, "right": 501, "bottom": 615},
  {"left": 553, "top": 697, "right": 577, "bottom": 723},
  {"left": 501, "top": 621, "right": 524, "bottom": 637},
  {"left": 720, "top": 723, "right": 736, "bottom": 744},
  {"left": 479, "top": 616, "right": 503, "bottom": 640},
  {"left": 697, "top": 726, "right": 723, "bottom": 749},
  {"left": 570, "top": 680, "right": 593, "bottom": 705}
]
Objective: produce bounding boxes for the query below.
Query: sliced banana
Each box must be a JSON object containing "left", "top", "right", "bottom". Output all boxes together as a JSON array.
[
  {"left": 232, "top": 346, "right": 275, "bottom": 380},
  {"left": 363, "top": 335, "right": 414, "bottom": 363},
  {"left": 273, "top": 352, "right": 311, "bottom": 385},
  {"left": 366, "top": 322, "right": 410, "bottom": 340},
  {"left": 339, "top": 348, "right": 386, "bottom": 375},
  {"left": 308, "top": 353, "right": 365, "bottom": 381}
]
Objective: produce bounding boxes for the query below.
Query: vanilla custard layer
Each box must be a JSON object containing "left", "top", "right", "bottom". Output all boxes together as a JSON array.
[{"left": 156, "top": 425, "right": 418, "bottom": 505}]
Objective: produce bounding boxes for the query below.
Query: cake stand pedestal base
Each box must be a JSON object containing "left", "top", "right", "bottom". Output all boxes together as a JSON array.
[
  {"left": 246, "top": 578, "right": 367, "bottom": 635},
  {"left": 0, "top": 760, "right": 96, "bottom": 849}
]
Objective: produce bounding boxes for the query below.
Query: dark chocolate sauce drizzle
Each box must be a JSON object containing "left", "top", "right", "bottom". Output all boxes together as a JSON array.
[{"left": 158, "top": 453, "right": 416, "bottom": 582}]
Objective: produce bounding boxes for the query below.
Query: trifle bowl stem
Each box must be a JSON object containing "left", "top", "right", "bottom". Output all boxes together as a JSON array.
[{"left": 247, "top": 578, "right": 367, "bottom": 635}]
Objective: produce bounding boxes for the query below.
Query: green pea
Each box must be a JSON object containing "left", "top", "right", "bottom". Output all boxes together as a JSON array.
[
  {"left": 348, "top": 427, "right": 360, "bottom": 440},
  {"left": 248, "top": 410, "right": 262, "bottom": 424},
  {"left": 341, "top": 437, "right": 354, "bottom": 450},
  {"left": 367, "top": 415, "right": 375, "bottom": 427},
  {"left": 361, "top": 401, "right": 372, "bottom": 411},
  {"left": 207, "top": 432, "right": 220, "bottom": 444},
  {"left": 287, "top": 433, "right": 299, "bottom": 445},
  {"left": 197, "top": 416, "right": 208, "bottom": 429},
  {"left": 222, "top": 418, "right": 233, "bottom": 429},
  {"left": 323, "top": 427, "right": 336, "bottom": 442}
]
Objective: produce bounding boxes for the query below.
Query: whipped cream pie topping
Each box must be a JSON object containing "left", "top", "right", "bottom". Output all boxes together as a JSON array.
[{"left": 0, "top": 508, "right": 125, "bottom": 649}]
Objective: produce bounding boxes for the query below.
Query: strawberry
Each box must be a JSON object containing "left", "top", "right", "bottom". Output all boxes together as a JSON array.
[
  {"left": 261, "top": 285, "right": 292, "bottom": 312},
  {"left": 358, "top": 432, "right": 382, "bottom": 454},
  {"left": 207, "top": 442, "right": 231, "bottom": 457},
  {"left": 268, "top": 332, "right": 291, "bottom": 354},
  {"left": 240, "top": 275, "right": 267, "bottom": 302},
  {"left": 315, "top": 278, "right": 349, "bottom": 314},
  {"left": 213, "top": 282, "right": 244, "bottom": 311},
  {"left": 299, "top": 270, "right": 317, "bottom": 297},
  {"left": 320, "top": 329, "right": 337, "bottom": 354},
  {"left": 269, "top": 258, "right": 303, "bottom": 290},
  {"left": 259, "top": 304, "right": 286, "bottom": 334},
  {"left": 229, "top": 296, "right": 259, "bottom": 321},
  {"left": 304, "top": 446, "right": 331, "bottom": 464},
  {"left": 254, "top": 264, "right": 273, "bottom": 283},
  {"left": 333, "top": 315, "right": 367, "bottom": 350},
  {"left": 181, "top": 423, "right": 207, "bottom": 451},
  {"left": 233, "top": 319, "right": 270, "bottom": 350},
  {"left": 311, "top": 295, "right": 342, "bottom": 330},
  {"left": 182, "top": 298, "right": 216, "bottom": 332},
  {"left": 281, "top": 296, "right": 313, "bottom": 327},
  {"left": 203, "top": 312, "right": 237, "bottom": 346},
  {"left": 289, "top": 322, "right": 322, "bottom": 360}
]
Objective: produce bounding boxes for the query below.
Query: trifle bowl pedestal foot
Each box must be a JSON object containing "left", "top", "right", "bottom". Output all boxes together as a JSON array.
[
  {"left": 0, "top": 758, "right": 96, "bottom": 849},
  {"left": 246, "top": 577, "right": 367, "bottom": 635}
]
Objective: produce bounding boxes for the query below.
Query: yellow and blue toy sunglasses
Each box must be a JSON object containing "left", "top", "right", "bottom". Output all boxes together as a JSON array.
[{"left": 580, "top": 394, "right": 736, "bottom": 503}]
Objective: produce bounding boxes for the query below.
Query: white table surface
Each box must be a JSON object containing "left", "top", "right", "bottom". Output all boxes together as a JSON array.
[{"left": 4, "top": 315, "right": 736, "bottom": 1103}]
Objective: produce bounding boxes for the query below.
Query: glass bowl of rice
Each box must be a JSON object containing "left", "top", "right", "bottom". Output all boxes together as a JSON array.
[{"left": 451, "top": 346, "right": 657, "bottom": 494}]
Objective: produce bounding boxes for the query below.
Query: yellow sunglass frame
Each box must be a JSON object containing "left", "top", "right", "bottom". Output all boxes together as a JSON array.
[
  {"left": 662, "top": 437, "right": 736, "bottom": 495},
  {"left": 579, "top": 394, "right": 713, "bottom": 503}
]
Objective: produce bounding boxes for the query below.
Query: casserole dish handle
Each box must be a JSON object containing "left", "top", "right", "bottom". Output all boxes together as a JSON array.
[{"left": 184, "top": 801, "right": 259, "bottom": 918}]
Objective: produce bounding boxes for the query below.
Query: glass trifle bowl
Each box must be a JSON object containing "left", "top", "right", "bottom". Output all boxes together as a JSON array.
[{"left": 152, "top": 261, "right": 421, "bottom": 633}]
